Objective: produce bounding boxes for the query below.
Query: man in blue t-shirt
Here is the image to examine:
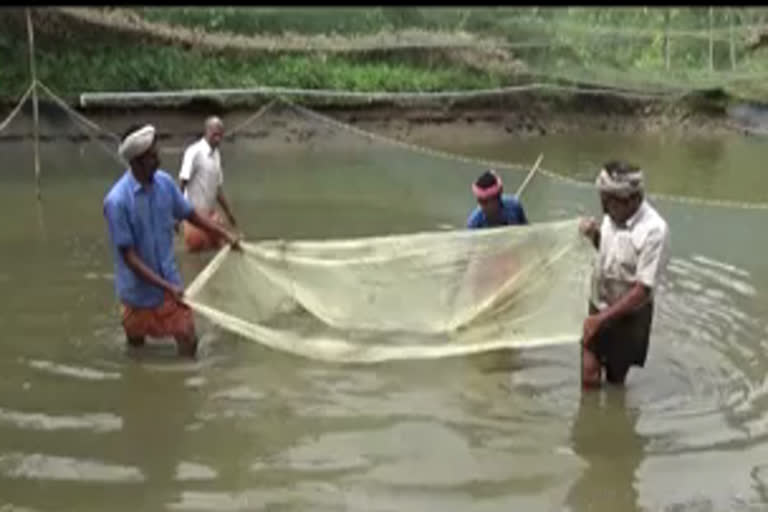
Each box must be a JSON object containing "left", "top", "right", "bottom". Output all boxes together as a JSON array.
[
  {"left": 103, "top": 123, "right": 240, "bottom": 358},
  {"left": 467, "top": 170, "right": 528, "bottom": 229}
]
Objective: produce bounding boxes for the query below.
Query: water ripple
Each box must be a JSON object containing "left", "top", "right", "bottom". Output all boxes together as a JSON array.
[
  {"left": 636, "top": 253, "right": 768, "bottom": 455},
  {"left": 27, "top": 359, "right": 121, "bottom": 381},
  {"left": 175, "top": 462, "right": 218, "bottom": 482},
  {"left": 0, "top": 453, "right": 144, "bottom": 482},
  {"left": 0, "top": 407, "right": 121, "bottom": 433}
]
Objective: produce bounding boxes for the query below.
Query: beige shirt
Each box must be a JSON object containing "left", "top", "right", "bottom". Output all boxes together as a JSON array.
[
  {"left": 591, "top": 200, "right": 670, "bottom": 309},
  {"left": 179, "top": 137, "right": 223, "bottom": 212}
]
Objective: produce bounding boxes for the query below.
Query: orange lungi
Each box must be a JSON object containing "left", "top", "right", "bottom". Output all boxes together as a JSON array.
[
  {"left": 121, "top": 292, "right": 195, "bottom": 340},
  {"left": 183, "top": 210, "right": 224, "bottom": 253}
]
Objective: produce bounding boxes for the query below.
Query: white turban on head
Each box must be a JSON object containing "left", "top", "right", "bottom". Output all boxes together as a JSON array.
[
  {"left": 119, "top": 125, "right": 156, "bottom": 162},
  {"left": 595, "top": 166, "right": 644, "bottom": 198}
]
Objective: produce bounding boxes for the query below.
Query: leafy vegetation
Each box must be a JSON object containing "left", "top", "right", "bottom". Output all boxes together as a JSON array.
[
  {"left": 3, "top": 7, "right": 768, "bottom": 104},
  {"left": 137, "top": 8, "right": 500, "bottom": 37}
]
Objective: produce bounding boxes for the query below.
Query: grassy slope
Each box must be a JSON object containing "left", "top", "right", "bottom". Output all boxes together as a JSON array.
[
  {"left": 1, "top": 7, "right": 767, "bottom": 108},
  {"left": 0, "top": 8, "right": 512, "bottom": 103}
]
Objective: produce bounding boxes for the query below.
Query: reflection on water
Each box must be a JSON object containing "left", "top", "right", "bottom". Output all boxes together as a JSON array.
[
  {"left": 566, "top": 391, "right": 645, "bottom": 512},
  {"left": 0, "top": 109, "right": 768, "bottom": 511}
]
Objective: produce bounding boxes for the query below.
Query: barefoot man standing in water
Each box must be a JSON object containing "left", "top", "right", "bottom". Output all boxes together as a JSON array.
[
  {"left": 103, "top": 124, "right": 240, "bottom": 357},
  {"left": 579, "top": 160, "right": 670, "bottom": 388},
  {"left": 178, "top": 116, "right": 238, "bottom": 252}
]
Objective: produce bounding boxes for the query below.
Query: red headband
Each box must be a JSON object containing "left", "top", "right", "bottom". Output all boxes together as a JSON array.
[{"left": 472, "top": 172, "right": 503, "bottom": 200}]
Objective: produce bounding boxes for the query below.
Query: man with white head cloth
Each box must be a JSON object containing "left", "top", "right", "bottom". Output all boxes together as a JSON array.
[
  {"left": 578, "top": 160, "right": 670, "bottom": 388},
  {"left": 103, "top": 123, "right": 240, "bottom": 357},
  {"left": 178, "top": 116, "right": 238, "bottom": 252}
]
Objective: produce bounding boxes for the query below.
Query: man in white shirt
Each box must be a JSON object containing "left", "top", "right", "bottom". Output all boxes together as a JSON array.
[
  {"left": 578, "top": 160, "right": 670, "bottom": 388},
  {"left": 178, "top": 116, "right": 238, "bottom": 252}
]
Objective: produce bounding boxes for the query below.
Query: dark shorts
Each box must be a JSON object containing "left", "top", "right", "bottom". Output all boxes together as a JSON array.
[{"left": 586, "top": 301, "right": 653, "bottom": 383}]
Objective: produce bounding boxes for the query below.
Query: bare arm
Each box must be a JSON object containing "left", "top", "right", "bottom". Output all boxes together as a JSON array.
[
  {"left": 583, "top": 282, "right": 649, "bottom": 345},
  {"left": 216, "top": 187, "right": 237, "bottom": 226},
  {"left": 590, "top": 230, "right": 600, "bottom": 250},
  {"left": 188, "top": 209, "right": 240, "bottom": 247},
  {"left": 173, "top": 180, "right": 190, "bottom": 234},
  {"left": 178, "top": 146, "right": 195, "bottom": 196},
  {"left": 121, "top": 247, "right": 183, "bottom": 299},
  {"left": 579, "top": 217, "right": 601, "bottom": 250},
  {"left": 596, "top": 282, "right": 648, "bottom": 324}
]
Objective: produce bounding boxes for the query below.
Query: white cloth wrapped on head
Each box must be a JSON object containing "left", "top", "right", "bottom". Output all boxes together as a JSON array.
[
  {"left": 595, "top": 167, "right": 644, "bottom": 198},
  {"left": 119, "top": 125, "right": 156, "bottom": 162}
]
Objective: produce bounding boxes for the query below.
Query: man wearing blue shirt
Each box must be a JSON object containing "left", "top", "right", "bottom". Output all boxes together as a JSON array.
[
  {"left": 103, "top": 124, "right": 240, "bottom": 357},
  {"left": 467, "top": 170, "right": 528, "bottom": 229}
]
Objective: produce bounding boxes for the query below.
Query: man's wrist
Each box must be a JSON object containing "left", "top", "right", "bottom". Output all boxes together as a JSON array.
[{"left": 594, "top": 309, "right": 610, "bottom": 326}]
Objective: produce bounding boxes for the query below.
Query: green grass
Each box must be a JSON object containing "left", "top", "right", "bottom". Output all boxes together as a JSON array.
[
  {"left": 136, "top": 7, "right": 752, "bottom": 39},
  {"left": 3, "top": 7, "right": 768, "bottom": 105},
  {"left": 137, "top": 7, "right": 507, "bottom": 37},
  {"left": 0, "top": 39, "right": 506, "bottom": 100}
]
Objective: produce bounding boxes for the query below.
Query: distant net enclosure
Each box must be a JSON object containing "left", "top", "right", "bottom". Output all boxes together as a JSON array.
[
  {"left": 32, "top": 6, "right": 768, "bottom": 107},
  {"left": 0, "top": 83, "right": 123, "bottom": 244}
]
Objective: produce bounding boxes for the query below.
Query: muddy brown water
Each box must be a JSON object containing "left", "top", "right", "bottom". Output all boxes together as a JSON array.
[{"left": 1, "top": 108, "right": 768, "bottom": 512}]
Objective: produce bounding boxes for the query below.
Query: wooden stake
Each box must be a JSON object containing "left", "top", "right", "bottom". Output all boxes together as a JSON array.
[{"left": 25, "top": 8, "right": 41, "bottom": 200}]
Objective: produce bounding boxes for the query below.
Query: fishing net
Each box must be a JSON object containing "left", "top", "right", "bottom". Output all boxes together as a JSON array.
[
  {"left": 184, "top": 220, "right": 592, "bottom": 363},
  {"left": 167, "top": 99, "right": 594, "bottom": 363}
]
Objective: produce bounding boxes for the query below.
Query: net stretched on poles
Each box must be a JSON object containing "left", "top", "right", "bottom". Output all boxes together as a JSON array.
[{"left": 184, "top": 218, "right": 593, "bottom": 363}]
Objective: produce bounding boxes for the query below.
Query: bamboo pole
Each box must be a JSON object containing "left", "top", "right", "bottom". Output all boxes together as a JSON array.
[
  {"left": 515, "top": 153, "right": 543, "bottom": 199},
  {"left": 25, "top": 8, "right": 41, "bottom": 200},
  {"left": 664, "top": 9, "right": 671, "bottom": 71},
  {"left": 729, "top": 8, "right": 737, "bottom": 70},
  {"left": 709, "top": 6, "right": 715, "bottom": 72}
]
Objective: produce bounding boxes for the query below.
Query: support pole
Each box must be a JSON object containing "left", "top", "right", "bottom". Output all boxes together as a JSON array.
[
  {"left": 26, "top": 8, "right": 41, "bottom": 200},
  {"left": 664, "top": 9, "right": 671, "bottom": 71},
  {"left": 515, "top": 153, "right": 544, "bottom": 199},
  {"left": 709, "top": 6, "right": 715, "bottom": 73},
  {"left": 729, "top": 8, "right": 737, "bottom": 70}
]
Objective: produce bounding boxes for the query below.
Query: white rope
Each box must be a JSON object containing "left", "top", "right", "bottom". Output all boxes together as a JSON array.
[
  {"left": 281, "top": 97, "right": 530, "bottom": 172},
  {"left": 226, "top": 98, "right": 279, "bottom": 137},
  {"left": 647, "top": 191, "right": 768, "bottom": 210},
  {"left": 38, "top": 82, "right": 120, "bottom": 143},
  {"left": 281, "top": 97, "right": 768, "bottom": 210},
  {"left": 37, "top": 81, "right": 126, "bottom": 168},
  {"left": 531, "top": 166, "right": 768, "bottom": 210},
  {"left": 19, "top": 83, "right": 768, "bottom": 211},
  {"left": 0, "top": 83, "right": 34, "bottom": 134}
]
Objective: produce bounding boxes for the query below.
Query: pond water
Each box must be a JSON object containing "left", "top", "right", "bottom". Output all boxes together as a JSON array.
[{"left": 1, "top": 106, "right": 767, "bottom": 511}]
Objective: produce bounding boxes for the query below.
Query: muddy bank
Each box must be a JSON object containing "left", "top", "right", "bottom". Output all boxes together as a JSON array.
[{"left": 0, "top": 88, "right": 753, "bottom": 146}]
